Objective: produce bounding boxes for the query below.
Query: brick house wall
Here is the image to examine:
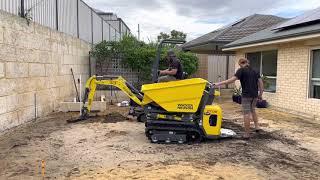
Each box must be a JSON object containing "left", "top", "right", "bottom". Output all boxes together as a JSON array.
[
  {"left": 235, "top": 38, "right": 320, "bottom": 121},
  {"left": 192, "top": 54, "right": 208, "bottom": 79}
]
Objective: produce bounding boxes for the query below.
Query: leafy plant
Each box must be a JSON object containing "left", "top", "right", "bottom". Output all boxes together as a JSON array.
[
  {"left": 19, "top": 8, "right": 33, "bottom": 25},
  {"left": 93, "top": 35, "right": 199, "bottom": 84},
  {"left": 261, "top": 75, "right": 270, "bottom": 90},
  {"left": 177, "top": 51, "right": 198, "bottom": 75},
  {"left": 91, "top": 40, "right": 120, "bottom": 75},
  {"left": 157, "top": 30, "right": 187, "bottom": 42}
]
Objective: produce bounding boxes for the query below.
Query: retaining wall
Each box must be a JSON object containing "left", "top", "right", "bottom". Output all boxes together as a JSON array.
[{"left": 0, "top": 10, "right": 91, "bottom": 132}]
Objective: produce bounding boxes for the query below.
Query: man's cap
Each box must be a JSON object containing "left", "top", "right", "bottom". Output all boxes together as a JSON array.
[{"left": 167, "top": 49, "right": 176, "bottom": 57}]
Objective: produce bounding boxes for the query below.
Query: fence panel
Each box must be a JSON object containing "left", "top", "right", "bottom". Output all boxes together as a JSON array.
[
  {"left": 192, "top": 54, "right": 208, "bottom": 79},
  {"left": 110, "top": 27, "right": 116, "bottom": 41},
  {"left": 0, "top": 0, "right": 21, "bottom": 15},
  {"left": 58, "top": 0, "right": 77, "bottom": 37},
  {"left": 78, "top": 0, "right": 92, "bottom": 43},
  {"left": 115, "top": 31, "right": 120, "bottom": 41},
  {"left": 102, "top": 21, "right": 110, "bottom": 41},
  {"left": 92, "top": 12, "right": 102, "bottom": 44},
  {"left": 208, "top": 54, "right": 236, "bottom": 89},
  {"left": 108, "top": 20, "right": 119, "bottom": 32},
  {"left": 120, "top": 22, "right": 125, "bottom": 35},
  {"left": 228, "top": 55, "right": 236, "bottom": 89},
  {"left": 120, "top": 21, "right": 129, "bottom": 36},
  {"left": 0, "top": 0, "right": 126, "bottom": 44},
  {"left": 208, "top": 55, "right": 227, "bottom": 83},
  {"left": 25, "top": 0, "right": 56, "bottom": 29},
  {"left": 96, "top": 56, "right": 139, "bottom": 84}
]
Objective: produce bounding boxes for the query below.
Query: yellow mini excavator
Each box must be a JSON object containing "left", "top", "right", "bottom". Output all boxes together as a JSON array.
[{"left": 72, "top": 39, "right": 236, "bottom": 143}]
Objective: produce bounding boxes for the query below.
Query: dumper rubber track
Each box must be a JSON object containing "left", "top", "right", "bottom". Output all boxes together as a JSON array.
[{"left": 145, "top": 120, "right": 204, "bottom": 144}]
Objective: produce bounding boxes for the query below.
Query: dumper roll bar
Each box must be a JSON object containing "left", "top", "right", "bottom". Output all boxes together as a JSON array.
[{"left": 152, "top": 39, "right": 186, "bottom": 82}]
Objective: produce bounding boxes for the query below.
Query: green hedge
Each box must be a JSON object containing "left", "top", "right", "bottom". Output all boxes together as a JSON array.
[{"left": 91, "top": 35, "right": 199, "bottom": 83}]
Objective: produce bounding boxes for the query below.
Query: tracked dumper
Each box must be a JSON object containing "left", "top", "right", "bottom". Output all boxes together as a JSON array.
[
  {"left": 142, "top": 78, "right": 222, "bottom": 143},
  {"left": 73, "top": 75, "right": 235, "bottom": 144}
]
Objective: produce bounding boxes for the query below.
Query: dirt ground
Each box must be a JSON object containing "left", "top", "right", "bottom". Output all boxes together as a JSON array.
[{"left": 0, "top": 97, "right": 320, "bottom": 180}]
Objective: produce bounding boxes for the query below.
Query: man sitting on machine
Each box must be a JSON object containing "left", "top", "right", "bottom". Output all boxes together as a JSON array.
[{"left": 158, "top": 50, "right": 183, "bottom": 82}]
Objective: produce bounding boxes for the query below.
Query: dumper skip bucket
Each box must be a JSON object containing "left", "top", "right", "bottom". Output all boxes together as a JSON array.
[{"left": 141, "top": 78, "right": 208, "bottom": 113}]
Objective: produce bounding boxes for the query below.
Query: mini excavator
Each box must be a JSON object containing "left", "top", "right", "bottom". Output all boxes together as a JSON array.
[{"left": 72, "top": 39, "right": 236, "bottom": 143}]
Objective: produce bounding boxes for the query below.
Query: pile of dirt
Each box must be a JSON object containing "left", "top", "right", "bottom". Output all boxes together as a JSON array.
[
  {"left": 101, "top": 112, "right": 131, "bottom": 123},
  {"left": 76, "top": 162, "right": 263, "bottom": 180},
  {"left": 105, "top": 130, "right": 128, "bottom": 138}
]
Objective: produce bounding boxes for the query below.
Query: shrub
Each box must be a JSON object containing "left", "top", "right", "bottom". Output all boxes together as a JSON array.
[{"left": 91, "top": 35, "right": 199, "bottom": 83}]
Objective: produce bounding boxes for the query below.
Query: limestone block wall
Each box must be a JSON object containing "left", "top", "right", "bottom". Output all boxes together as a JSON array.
[
  {"left": 0, "top": 11, "right": 91, "bottom": 132},
  {"left": 235, "top": 39, "right": 320, "bottom": 121}
]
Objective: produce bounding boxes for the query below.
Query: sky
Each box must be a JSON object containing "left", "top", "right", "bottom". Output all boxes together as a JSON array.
[{"left": 83, "top": 0, "right": 320, "bottom": 42}]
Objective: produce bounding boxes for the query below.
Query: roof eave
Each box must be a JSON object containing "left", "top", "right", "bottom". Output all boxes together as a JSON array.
[
  {"left": 223, "top": 31, "right": 320, "bottom": 51},
  {"left": 182, "top": 40, "right": 231, "bottom": 50}
]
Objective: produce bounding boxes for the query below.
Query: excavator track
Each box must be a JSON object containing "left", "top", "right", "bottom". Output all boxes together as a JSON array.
[{"left": 145, "top": 120, "right": 204, "bottom": 144}]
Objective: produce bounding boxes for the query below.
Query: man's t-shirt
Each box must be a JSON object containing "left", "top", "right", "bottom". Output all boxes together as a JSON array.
[
  {"left": 235, "top": 66, "right": 261, "bottom": 98},
  {"left": 169, "top": 59, "right": 183, "bottom": 79}
]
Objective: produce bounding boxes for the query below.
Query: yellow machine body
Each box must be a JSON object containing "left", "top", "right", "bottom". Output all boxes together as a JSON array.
[
  {"left": 85, "top": 76, "right": 220, "bottom": 114},
  {"left": 86, "top": 76, "right": 220, "bottom": 113},
  {"left": 201, "top": 105, "right": 223, "bottom": 138},
  {"left": 141, "top": 78, "right": 207, "bottom": 113},
  {"left": 80, "top": 75, "right": 230, "bottom": 143}
]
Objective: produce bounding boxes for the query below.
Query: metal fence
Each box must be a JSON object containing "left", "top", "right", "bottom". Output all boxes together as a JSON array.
[
  {"left": 0, "top": 0, "right": 138, "bottom": 85},
  {"left": 0, "top": 0, "right": 20, "bottom": 15},
  {"left": 0, "top": 0, "right": 124, "bottom": 44}
]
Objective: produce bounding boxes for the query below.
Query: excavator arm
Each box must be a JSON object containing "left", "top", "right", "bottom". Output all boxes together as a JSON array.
[{"left": 80, "top": 75, "right": 143, "bottom": 119}]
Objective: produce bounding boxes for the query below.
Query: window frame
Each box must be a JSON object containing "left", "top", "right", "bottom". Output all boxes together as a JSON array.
[
  {"left": 309, "top": 48, "right": 320, "bottom": 99},
  {"left": 246, "top": 50, "right": 278, "bottom": 93}
]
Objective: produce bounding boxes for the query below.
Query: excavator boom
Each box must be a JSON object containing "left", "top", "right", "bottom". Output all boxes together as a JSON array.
[{"left": 80, "top": 75, "right": 143, "bottom": 119}]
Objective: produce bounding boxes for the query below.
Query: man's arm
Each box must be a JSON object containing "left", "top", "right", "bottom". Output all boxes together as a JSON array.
[
  {"left": 258, "top": 78, "right": 264, "bottom": 99},
  {"left": 160, "top": 69, "right": 177, "bottom": 76},
  {"left": 215, "top": 76, "right": 238, "bottom": 86}
]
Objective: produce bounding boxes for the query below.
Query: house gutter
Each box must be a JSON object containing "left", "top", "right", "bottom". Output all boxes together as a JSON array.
[
  {"left": 223, "top": 32, "right": 320, "bottom": 51},
  {"left": 182, "top": 40, "right": 230, "bottom": 50}
]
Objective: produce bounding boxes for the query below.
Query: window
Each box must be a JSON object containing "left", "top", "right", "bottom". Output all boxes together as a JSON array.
[
  {"left": 310, "top": 49, "right": 320, "bottom": 99},
  {"left": 246, "top": 50, "right": 278, "bottom": 92},
  {"left": 246, "top": 52, "right": 261, "bottom": 73}
]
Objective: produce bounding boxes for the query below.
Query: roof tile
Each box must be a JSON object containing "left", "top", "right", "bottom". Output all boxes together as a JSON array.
[{"left": 182, "top": 14, "right": 286, "bottom": 50}]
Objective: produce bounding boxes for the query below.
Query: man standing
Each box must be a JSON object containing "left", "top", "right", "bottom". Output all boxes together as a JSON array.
[
  {"left": 158, "top": 50, "right": 183, "bottom": 82},
  {"left": 215, "top": 58, "right": 264, "bottom": 139}
]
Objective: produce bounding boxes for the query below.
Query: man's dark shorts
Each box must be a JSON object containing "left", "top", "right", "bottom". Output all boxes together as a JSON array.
[{"left": 242, "top": 97, "right": 257, "bottom": 114}]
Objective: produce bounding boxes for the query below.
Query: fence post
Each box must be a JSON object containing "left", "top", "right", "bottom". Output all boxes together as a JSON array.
[
  {"left": 20, "top": 0, "right": 25, "bottom": 17},
  {"left": 55, "top": 0, "right": 58, "bottom": 30},
  {"left": 109, "top": 24, "right": 111, "bottom": 41},
  {"left": 101, "top": 18, "right": 104, "bottom": 41},
  {"left": 91, "top": 9, "right": 93, "bottom": 45},
  {"left": 76, "top": 0, "right": 79, "bottom": 38},
  {"left": 119, "top": 20, "right": 121, "bottom": 37},
  {"left": 226, "top": 55, "right": 230, "bottom": 89}
]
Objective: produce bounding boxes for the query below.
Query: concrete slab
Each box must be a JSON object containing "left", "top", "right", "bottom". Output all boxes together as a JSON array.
[{"left": 59, "top": 101, "right": 106, "bottom": 112}]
